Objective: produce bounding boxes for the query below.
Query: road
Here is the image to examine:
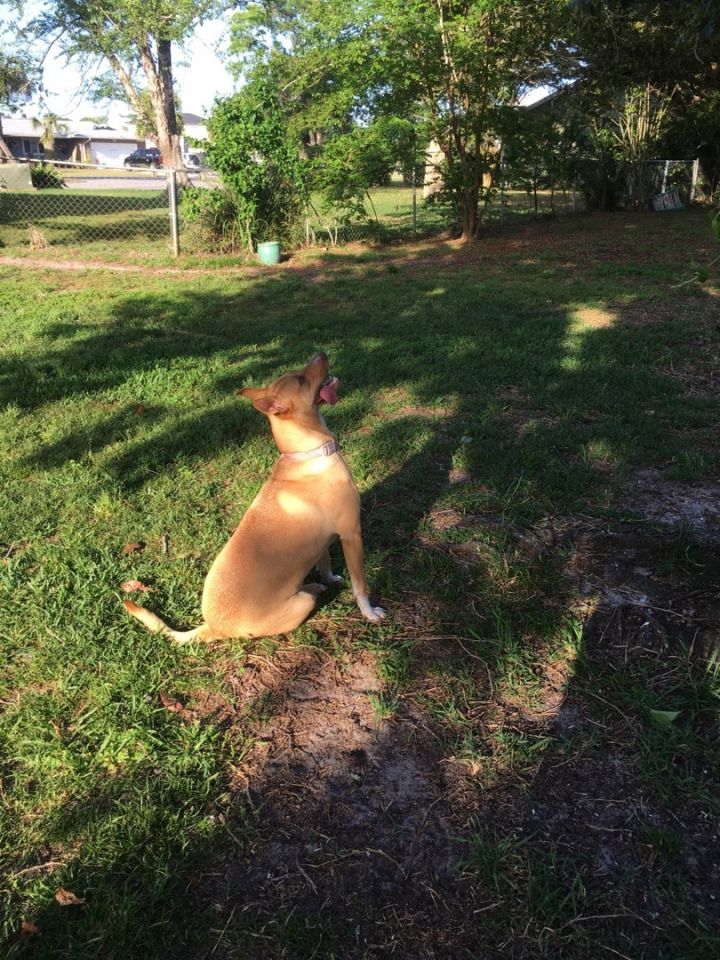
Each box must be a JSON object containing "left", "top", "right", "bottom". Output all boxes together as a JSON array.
[{"left": 66, "top": 172, "right": 211, "bottom": 190}]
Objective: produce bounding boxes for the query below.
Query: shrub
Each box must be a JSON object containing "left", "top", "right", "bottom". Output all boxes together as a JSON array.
[
  {"left": 179, "top": 186, "right": 245, "bottom": 253},
  {"left": 31, "top": 164, "right": 65, "bottom": 189},
  {"left": 206, "top": 77, "right": 308, "bottom": 250}
]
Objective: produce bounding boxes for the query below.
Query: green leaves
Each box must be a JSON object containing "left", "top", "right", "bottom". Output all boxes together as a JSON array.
[
  {"left": 207, "top": 77, "right": 310, "bottom": 246},
  {"left": 649, "top": 708, "right": 681, "bottom": 730}
]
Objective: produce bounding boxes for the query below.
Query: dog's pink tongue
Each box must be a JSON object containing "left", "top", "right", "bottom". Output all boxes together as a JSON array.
[{"left": 319, "top": 377, "right": 340, "bottom": 405}]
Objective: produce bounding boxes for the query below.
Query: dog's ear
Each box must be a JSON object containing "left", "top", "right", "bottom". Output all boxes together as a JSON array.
[{"left": 238, "top": 387, "right": 290, "bottom": 417}]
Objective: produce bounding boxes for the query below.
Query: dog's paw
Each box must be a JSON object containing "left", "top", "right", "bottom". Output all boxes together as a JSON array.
[
  {"left": 325, "top": 573, "right": 345, "bottom": 585},
  {"left": 365, "top": 606, "right": 386, "bottom": 623},
  {"left": 302, "top": 583, "right": 327, "bottom": 598}
]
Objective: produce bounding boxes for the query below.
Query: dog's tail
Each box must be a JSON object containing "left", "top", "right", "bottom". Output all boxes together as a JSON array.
[{"left": 123, "top": 599, "right": 210, "bottom": 644}]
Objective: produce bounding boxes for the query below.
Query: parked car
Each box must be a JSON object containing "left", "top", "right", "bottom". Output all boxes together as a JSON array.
[
  {"left": 123, "top": 147, "right": 163, "bottom": 169},
  {"left": 183, "top": 151, "right": 205, "bottom": 169}
]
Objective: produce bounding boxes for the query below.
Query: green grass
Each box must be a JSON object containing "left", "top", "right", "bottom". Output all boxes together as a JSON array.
[
  {"left": 1, "top": 208, "right": 719, "bottom": 958},
  {"left": 1, "top": 183, "right": 575, "bottom": 264}
]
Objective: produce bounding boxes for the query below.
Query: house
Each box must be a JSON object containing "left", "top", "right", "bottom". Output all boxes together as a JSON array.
[
  {"left": 178, "top": 112, "right": 208, "bottom": 160},
  {"left": 1, "top": 116, "right": 46, "bottom": 161},
  {"left": 71, "top": 124, "right": 141, "bottom": 166},
  {"left": 0, "top": 116, "right": 141, "bottom": 166}
]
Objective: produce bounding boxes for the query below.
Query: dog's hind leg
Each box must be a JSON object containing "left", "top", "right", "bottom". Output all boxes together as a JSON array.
[{"left": 256, "top": 589, "right": 319, "bottom": 636}]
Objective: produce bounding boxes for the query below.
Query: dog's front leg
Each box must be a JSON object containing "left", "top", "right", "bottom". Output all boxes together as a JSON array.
[
  {"left": 316, "top": 546, "right": 344, "bottom": 586},
  {"left": 339, "top": 527, "right": 385, "bottom": 623}
]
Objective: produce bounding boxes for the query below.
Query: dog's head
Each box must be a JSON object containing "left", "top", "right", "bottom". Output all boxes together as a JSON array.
[{"left": 239, "top": 352, "right": 340, "bottom": 418}]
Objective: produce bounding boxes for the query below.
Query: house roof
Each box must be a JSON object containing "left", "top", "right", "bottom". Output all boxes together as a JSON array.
[
  {"left": 1, "top": 116, "right": 44, "bottom": 138},
  {"left": 1, "top": 115, "right": 138, "bottom": 142},
  {"left": 66, "top": 125, "right": 138, "bottom": 142}
]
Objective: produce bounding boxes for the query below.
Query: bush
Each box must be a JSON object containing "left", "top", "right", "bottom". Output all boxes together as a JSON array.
[
  {"left": 179, "top": 186, "right": 246, "bottom": 253},
  {"left": 206, "top": 77, "right": 308, "bottom": 250},
  {"left": 31, "top": 164, "right": 65, "bottom": 189}
]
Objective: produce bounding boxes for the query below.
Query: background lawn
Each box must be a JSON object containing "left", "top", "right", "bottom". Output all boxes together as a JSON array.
[
  {"left": 1, "top": 209, "right": 719, "bottom": 959},
  {"left": 1, "top": 183, "right": 573, "bottom": 265}
]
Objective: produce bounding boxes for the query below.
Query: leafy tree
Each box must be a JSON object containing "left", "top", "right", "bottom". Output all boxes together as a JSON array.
[
  {"left": 229, "top": 0, "right": 567, "bottom": 242},
  {"left": 499, "top": 106, "right": 570, "bottom": 215},
  {"left": 30, "top": 0, "right": 220, "bottom": 175},
  {"left": 376, "top": 0, "right": 567, "bottom": 240},
  {"left": 0, "top": 51, "right": 33, "bottom": 107},
  {"left": 34, "top": 112, "right": 69, "bottom": 160},
  {"left": 569, "top": 0, "right": 720, "bottom": 198},
  {"left": 310, "top": 117, "right": 418, "bottom": 238},
  {"left": 228, "top": 0, "right": 368, "bottom": 151}
]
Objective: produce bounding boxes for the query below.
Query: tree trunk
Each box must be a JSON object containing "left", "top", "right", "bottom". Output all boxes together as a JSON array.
[
  {"left": 698, "top": 142, "right": 720, "bottom": 201},
  {"left": 458, "top": 165, "right": 482, "bottom": 242},
  {"left": 157, "top": 39, "right": 187, "bottom": 184},
  {"left": 138, "top": 37, "right": 187, "bottom": 186},
  {"left": 0, "top": 116, "right": 13, "bottom": 160},
  {"left": 459, "top": 186, "right": 479, "bottom": 242}
]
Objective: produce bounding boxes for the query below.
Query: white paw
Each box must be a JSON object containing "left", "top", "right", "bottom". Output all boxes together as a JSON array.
[
  {"left": 325, "top": 573, "right": 344, "bottom": 585},
  {"left": 365, "top": 606, "right": 386, "bottom": 623}
]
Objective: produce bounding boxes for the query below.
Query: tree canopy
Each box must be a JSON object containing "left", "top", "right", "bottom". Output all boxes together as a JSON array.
[
  {"left": 228, "top": 0, "right": 568, "bottom": 240},
  {"left": 29, "top": 0, "right": 222, "bottom": 172}
]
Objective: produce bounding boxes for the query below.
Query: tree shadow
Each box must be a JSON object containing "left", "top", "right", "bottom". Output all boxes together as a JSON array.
[{"left": 7, "top": 223, "right": 720, "bottom": 957}]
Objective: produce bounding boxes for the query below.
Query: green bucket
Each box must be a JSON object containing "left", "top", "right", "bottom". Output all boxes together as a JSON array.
[{"left": 257, "top": 241, "right": 281, "bottom": 266}]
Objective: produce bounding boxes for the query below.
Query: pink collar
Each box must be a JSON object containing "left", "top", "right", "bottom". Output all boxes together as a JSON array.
[{"left": 280, "top": 439, "right": 340, "bottom": 462}]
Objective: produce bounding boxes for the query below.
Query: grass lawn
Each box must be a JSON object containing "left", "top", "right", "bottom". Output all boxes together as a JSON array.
[
  {"left": 2, "top": 183, "right": 568, "bottom": 264},
  {"left": 1, "top": 209, "right": 719, "bottom": 959}
]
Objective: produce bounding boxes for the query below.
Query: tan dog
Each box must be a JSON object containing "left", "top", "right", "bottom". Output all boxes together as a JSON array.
[{"left": 124, "top": 352, "right": 384, "bottom": 642}]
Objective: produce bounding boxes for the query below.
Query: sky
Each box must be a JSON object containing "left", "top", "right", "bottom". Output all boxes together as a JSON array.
[{"left": 22, "top": 13, "right": 238, "bottom": 124}]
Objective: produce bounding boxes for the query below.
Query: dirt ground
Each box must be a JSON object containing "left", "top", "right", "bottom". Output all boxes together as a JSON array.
[{"left": 174, "top": 468, "right": 720, "bottom": 959}]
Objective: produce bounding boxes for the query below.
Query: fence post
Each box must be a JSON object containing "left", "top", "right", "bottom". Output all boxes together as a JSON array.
[
  {"left": 412, "top": 165, "right": 417, "bottom": 237},
  {"left": 690, "top": 158, "right": 699, "bottom": 205},
  {"left": 168, "top": 168, "right": 180, "bottom": 257}
]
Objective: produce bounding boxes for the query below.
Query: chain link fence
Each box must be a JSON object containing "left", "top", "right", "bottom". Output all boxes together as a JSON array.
[
  {"left": 0, "top": 157, "right": 701, "bottom": 262},
  {"left": 304, "top": 182, "right": 584, "bottom": 246},
  {"left": 0, "top": 160, "right": 191, "bottom": 261}
]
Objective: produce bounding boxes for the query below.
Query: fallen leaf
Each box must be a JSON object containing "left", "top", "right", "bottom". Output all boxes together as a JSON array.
[
  {"left": 120, "top": 580, "right": 153, "bottom": 593},
  {"left": 19, "top": 920, "right": 40, "bottom": 937},
  {"left": 649, "top": 709, "right": 681, "bottom": 730},
  {"left": 55, "top": 888, "right": 86, "bottom": 907},
  {"left": 122, "top": 542, "right": 145, "bottom": 554},
  {"left": 159, "top": 690, "right": 196, "bottom": 723},
  {"left": 133, "top": 404, "right": 146, "bottom": 415},
  {"left": 159, "top": 690, "right": 185, "bottom": 713}
]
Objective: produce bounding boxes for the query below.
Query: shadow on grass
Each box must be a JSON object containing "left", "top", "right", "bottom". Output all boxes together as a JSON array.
[{"left": 6, "top": 218, "right": 720, "bottom": 958}]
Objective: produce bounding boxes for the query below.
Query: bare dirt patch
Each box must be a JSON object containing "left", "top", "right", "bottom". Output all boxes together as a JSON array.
[
  {"left": 626, "top": 468, "right": 720, "bottom": 542},
  {"left": 180, "top": 470, "right": 720, "bottom": 957},
  {"left": 190, "top": 647, "right": 482, "bottom": 958}
]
